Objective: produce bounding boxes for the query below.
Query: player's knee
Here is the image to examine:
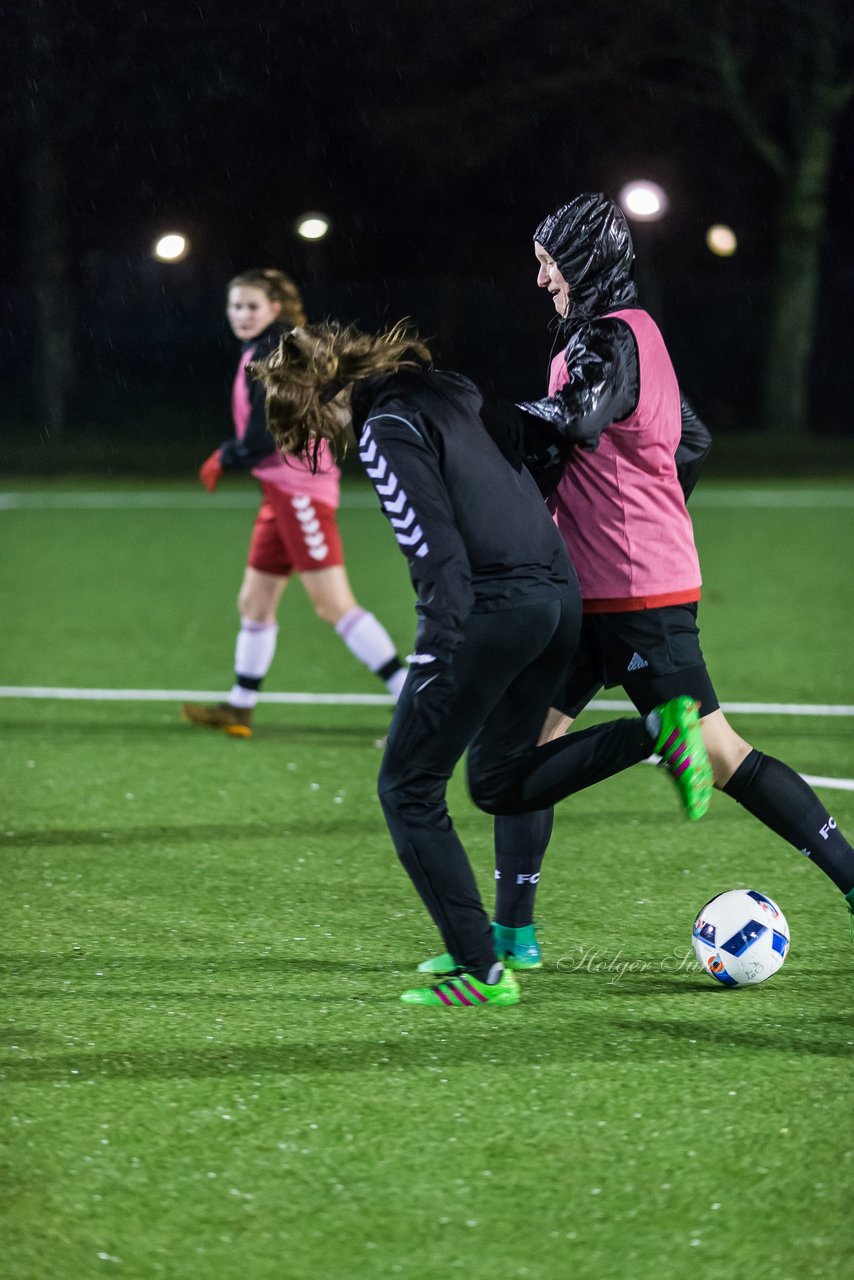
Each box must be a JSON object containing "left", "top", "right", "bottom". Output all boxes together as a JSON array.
[
  {"left": 237, "top": 588, "right": 270, "bottom": 622},
  {"left": 378, "top": 765, "right": 446, "bottom": 823},
  {"left": 468, "top": 768, "right": 515, "bottom": 816},
  {"left": 376, "top": 764, "right": 398, "bottom": 813}
]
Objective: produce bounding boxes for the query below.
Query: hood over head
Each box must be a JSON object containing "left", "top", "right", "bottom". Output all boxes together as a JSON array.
[{"left": 534, "top": 192, "right": 637, "bottom": 319}]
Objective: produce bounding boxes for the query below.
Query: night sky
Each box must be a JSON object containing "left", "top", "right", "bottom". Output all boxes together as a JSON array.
[{"left": 4, "top": 0, "right": 853, "bottom": 453}]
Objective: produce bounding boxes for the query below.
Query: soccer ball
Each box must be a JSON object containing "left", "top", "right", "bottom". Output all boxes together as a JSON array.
[{"left": 691, "top": 889, "right": 790, "bottom": 986}]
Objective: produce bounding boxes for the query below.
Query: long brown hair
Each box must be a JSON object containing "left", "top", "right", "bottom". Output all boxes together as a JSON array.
[
  {"left": 249, "top": 320, "right": 432, "bottom": 467},
  {"left": 227, "top": 268, "right": 307, "bottom": 328}
]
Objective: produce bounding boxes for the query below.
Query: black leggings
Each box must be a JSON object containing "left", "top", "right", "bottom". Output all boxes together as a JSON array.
[{"left": 377, "top": 594, "right": 653, "bottom": 976}]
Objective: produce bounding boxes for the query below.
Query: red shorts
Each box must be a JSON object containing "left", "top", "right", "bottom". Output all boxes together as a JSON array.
[{"left": 247, "top": 486, "right": 344, "bottom": 576}]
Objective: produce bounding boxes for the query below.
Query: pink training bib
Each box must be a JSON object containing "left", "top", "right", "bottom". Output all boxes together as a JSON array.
[
  {"left": 549, "top": 309, "right": 701, "bottom": 612},
  {"left": 233, "top": 345, "right": 340, "bottom": 510}
]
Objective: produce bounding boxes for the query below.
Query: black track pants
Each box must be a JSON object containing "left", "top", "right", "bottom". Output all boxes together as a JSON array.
[{"left": 377, "top": 594, "right": 652, "bottom": 976}]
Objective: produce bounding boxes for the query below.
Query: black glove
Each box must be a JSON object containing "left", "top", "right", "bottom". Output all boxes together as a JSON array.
[{"left": 408, "top": 654, "right": 457, "bottom": 732}]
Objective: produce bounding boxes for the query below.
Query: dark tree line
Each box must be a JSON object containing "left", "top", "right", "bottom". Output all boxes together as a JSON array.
[
  {"left": 357, "top": 0, "right": 854, "bottom": 440},
  {"left": 5, "top": 0, "right": 853, "bottom": 444}
]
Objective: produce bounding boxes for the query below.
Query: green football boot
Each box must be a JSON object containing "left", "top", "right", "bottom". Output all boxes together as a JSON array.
[
  {"left": 400, "top": 967, "right": 521, "bottom": 1008},
  {"left": 417, "top": 922, "right": 542, "bottom": 976},
  {"left": 651, "top": 695, "right": 714, "bottom": 821}
]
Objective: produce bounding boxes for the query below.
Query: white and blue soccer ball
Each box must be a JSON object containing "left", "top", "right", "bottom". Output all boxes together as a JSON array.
[{"left": 692, "top": 889, "right": 790, "bottom": 986}]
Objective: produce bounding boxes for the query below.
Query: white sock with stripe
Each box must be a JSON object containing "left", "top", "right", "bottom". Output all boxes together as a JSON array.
[
  {"left": 335, "top": 607, "right": 405, "bottom": 696},
  {"left": 228, "top": 618, "right": 279, "bottom": 709}
]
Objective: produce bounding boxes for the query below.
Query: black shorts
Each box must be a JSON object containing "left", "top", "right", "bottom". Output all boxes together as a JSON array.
[{"left": 556, "top": 602, "right": 719, "bottom": 719}]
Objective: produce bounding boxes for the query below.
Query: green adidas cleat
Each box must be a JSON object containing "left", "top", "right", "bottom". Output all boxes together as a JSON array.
[
  {"left": 417, "top": 922, "right": 542, "bottom": 976},
  {"left": 400, "top": 968, "right": 521, "bottom": 1008},
  {"left": 651, "top": 695, "right": 714, "bottom": 822},
  {"left": 416, "top": 950, "right": 462, "bottom": 976}
]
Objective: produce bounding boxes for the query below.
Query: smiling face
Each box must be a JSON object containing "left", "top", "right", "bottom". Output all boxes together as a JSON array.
[
  {"left": 226, "top": 285, "right": 282, "bottom": 341},
  {"left": 534, "top": 241, "right": 571, "bottom": 318}
]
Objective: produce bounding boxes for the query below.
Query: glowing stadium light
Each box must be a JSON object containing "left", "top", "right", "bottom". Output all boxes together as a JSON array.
[
  {"left": 706, "top": 224, "right": 738, "bottom": 257},
  {"left": 618, "top": 181, "right": 669, "bottom": 222},
  {"left": 153, "top": 233, "right": 189, "bottom": 262},
  {"left": 295, "top": 212, "right": 331, "bottom": 241}
]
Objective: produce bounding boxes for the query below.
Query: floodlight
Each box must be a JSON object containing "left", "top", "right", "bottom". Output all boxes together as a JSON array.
[
  {"left": 618, "top": 182, "right": 668, "bottom": 222},
  {"left": 706, "top": 224, "right": 738, "bottom": 257},
  {"left": 153, "top": 233, "right": 189, "bottom": 262},
  {"left": 295, "top": 213, "right": 331, "bottom": 241}
]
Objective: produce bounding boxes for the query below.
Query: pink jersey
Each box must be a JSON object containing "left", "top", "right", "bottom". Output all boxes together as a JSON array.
[
  {"left": 233, "top": 345, "right": 341, "bottom": 510},
  {"left": 549, "top": 309, "right": 701, "bottom": 612}
]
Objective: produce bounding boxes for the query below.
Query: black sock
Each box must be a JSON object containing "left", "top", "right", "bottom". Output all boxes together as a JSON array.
[
  {"left": 236, "top": 675, "right": 262, "bottom": 690},
  {"left": 723, "top": 749, "right": 854, "bottom": 894},
  {"left": 493, "top": 809, "right": 554, "bottom": 928},
  {"left": 375, "top": 655, "right": 404, "bottom": 682}
]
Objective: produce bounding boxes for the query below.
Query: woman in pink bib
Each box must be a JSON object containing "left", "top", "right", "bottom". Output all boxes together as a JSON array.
[
  {"left": 436, "top": 194, "right": 854, "bottom": 972},
  {"left": 182, "top": 269, "right": 406, "bottom": 737}
]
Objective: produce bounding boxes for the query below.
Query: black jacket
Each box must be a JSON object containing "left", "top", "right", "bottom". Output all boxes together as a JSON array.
[
  {"left": 219, "top": 323, "right": 285, "bottom": 470},
  {"left": 351, "top": 369, "right": 576, "bottom": 662}
]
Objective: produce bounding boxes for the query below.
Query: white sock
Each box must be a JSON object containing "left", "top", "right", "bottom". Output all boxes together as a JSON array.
[
  {"left": 228, "top": 684, "right": 257, "bottom": 710},
  {"left": 229, "top": 618, "right": 278, "bottom": 709},
  {"left": 335, "top": 607, "right": 403, "bottom": 694}
]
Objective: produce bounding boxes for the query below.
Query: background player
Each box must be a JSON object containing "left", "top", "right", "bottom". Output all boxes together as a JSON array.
[{"left": 182, "top": 268, "right": 406, "bottom": 737}]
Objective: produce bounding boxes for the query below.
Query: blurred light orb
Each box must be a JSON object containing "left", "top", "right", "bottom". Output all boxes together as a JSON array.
[
  {"left": 706, "top": 224, "right": 738, "bottom": 257},
  {"left": 618, "top": 181, "right": 668, "bottom": 222},
  {"left": 153, "top": 233, "right": 189, "bottom": 262},
  {"left": 295, "top": 212, "right": 331, "bottom": 241}
]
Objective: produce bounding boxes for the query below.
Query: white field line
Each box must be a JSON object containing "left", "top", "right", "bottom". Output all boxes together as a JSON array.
[
  {"left": 688, "top": 489, "right": 854, "bottom": 508},
  {"left": 0, "top": 687, "right": 394, "bottom": 706},
  {"left": 794, "top": 776, "right": 854, "bottom": 792},
  {"left": 2, "top": 687, "right": 852, "bottom": 791},
  {"left": 602, "top": 700, "right": 854, "bottom": 718},
  {"left": 2, "top": 688, "right": 854, "bottom": 716},
  {"left": 641, "top": 759, "right": 854, "bottom": 794},
  {"left": 2, "top": 488, "right": 854, "bottom": 511},
  {"left": 0, "top": 490, "right": 377, "bottom": 510}
]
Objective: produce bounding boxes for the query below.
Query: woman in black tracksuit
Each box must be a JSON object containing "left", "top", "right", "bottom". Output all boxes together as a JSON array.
[{"left": 251, "top": 321, "right": 712, "bottom": 1008}]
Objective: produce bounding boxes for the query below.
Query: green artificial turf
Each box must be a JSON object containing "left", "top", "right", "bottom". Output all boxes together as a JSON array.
[{"left": 2, "top": 479, "right": 853, "bottom": 1279}]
